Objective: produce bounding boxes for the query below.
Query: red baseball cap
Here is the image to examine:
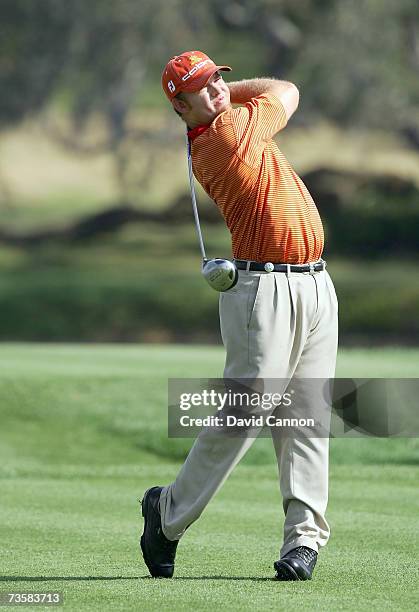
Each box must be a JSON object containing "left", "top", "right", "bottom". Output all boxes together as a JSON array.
[{"left": 162, "top": 51, "right": 231, "bottom": 100}]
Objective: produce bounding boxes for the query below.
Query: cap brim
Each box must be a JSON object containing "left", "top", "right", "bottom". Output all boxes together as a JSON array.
[{"left": 181, "top": 65, "right": 232, "bottom": 93}]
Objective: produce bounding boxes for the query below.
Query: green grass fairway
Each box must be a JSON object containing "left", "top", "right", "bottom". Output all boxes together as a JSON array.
[{"left": 0, "top": 344, "right": 418, "bottom": 611}]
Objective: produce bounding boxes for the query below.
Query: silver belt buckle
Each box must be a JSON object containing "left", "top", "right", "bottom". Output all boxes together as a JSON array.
[
  {"left": 264, "top": 262, "right": 274, "bottom": 273},
  {"left": 309, "top": 262, "right": 315, "bottom": 274}
]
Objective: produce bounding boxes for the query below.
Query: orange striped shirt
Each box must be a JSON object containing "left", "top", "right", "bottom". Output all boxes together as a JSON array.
[{"left": 190, "top": 93, "right": 324, "bottom": 263}]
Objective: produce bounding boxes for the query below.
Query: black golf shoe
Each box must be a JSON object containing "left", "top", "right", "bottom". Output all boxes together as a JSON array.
[
  {"left": 274, "top": 546, "right": 318, "bottom": 581},
  {"left": 140, "top": 486, "right": 178, "bottom": 578}
]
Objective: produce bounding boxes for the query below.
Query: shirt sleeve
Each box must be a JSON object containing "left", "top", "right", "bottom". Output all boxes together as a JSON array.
[{"left": 232, "top": 93, "right": 288, "bottom": 166}]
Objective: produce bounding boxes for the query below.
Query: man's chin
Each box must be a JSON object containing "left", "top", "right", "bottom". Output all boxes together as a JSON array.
[{"left": 213, "top": 102, "right": 231, "bottom": 117}]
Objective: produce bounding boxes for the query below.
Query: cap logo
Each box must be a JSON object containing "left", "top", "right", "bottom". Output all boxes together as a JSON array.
[
  {"left": 188, "top": 54, "right": 203, "bottom": 66},
  {"left": 181, "top": 58, "right": 213, "bottom": 82},
  {"left": 167, "top": 80, "right": 176, "bottom": 93}
]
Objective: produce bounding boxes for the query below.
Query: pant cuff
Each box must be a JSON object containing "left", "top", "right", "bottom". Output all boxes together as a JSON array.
[{"left": 158, "top": 485, "right": 183, "bottom": 542}]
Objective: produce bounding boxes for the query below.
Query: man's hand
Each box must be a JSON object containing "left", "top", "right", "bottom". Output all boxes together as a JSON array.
[{"left": 228, "top": 78, "right": 299, "bottom": 121}]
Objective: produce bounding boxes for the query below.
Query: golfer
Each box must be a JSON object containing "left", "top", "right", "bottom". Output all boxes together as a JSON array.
[{"left": 140, "top": 51, "right": 338, "bottom": 581}]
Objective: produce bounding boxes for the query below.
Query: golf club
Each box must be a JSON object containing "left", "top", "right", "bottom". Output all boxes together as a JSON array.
[{"left": 186, "top": 135, "right": 238, "bottom": 292}]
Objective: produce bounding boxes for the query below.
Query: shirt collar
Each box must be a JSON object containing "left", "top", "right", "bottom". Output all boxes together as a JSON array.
[{"left": 187, "top": 124, "right": 210, "bottom": 142}]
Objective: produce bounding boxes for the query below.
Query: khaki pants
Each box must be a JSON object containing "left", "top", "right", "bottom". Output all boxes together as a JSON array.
[{"left": 160, "top": 268, "right": 338, "bottom": 556}]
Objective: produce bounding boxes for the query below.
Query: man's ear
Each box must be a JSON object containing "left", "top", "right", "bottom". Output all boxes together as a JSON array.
[{"left": 172, "top": 96, "right": 190, "bottom": 115}]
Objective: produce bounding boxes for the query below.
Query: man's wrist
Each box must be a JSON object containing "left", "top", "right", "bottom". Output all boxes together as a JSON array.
[
  {"left": 228, "top": 79, "right": 270, "bottom": 105},
  {"left": 228, "top": 79, "right": 259, "bottom": 104},
  {"left": 228, "top": 78, "right": 297, "bottom": 107}
]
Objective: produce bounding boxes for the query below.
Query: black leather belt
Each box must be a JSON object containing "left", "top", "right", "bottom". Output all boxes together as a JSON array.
[{"left": 234, "top": 259, "right": 326, "bottom": 273}]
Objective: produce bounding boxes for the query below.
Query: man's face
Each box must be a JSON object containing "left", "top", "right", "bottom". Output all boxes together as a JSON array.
[{"left": 175, "top": 71, "right": 231, "bottom": 126}]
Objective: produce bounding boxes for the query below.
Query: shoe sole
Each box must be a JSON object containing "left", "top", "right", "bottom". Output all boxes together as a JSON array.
[
  {"left": 274, "top": 560, "right": 302, "bottom": 581},
  {"left": 140, "top": 487, "right": 174, "bottom": 579}
]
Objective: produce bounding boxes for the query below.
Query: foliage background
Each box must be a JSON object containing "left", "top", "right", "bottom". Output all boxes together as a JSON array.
[{"left": 0, "top": 0, "right": 418, "bottom": 343}]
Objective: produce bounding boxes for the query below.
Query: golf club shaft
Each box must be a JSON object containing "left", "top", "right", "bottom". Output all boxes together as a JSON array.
[{"left": 186, "top": 135, "right": 207, "bottom": 262}]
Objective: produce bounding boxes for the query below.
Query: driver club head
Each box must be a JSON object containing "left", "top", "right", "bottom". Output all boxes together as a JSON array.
[{"left": 202, "top": 258, "right": 239, "bottom": 292}]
